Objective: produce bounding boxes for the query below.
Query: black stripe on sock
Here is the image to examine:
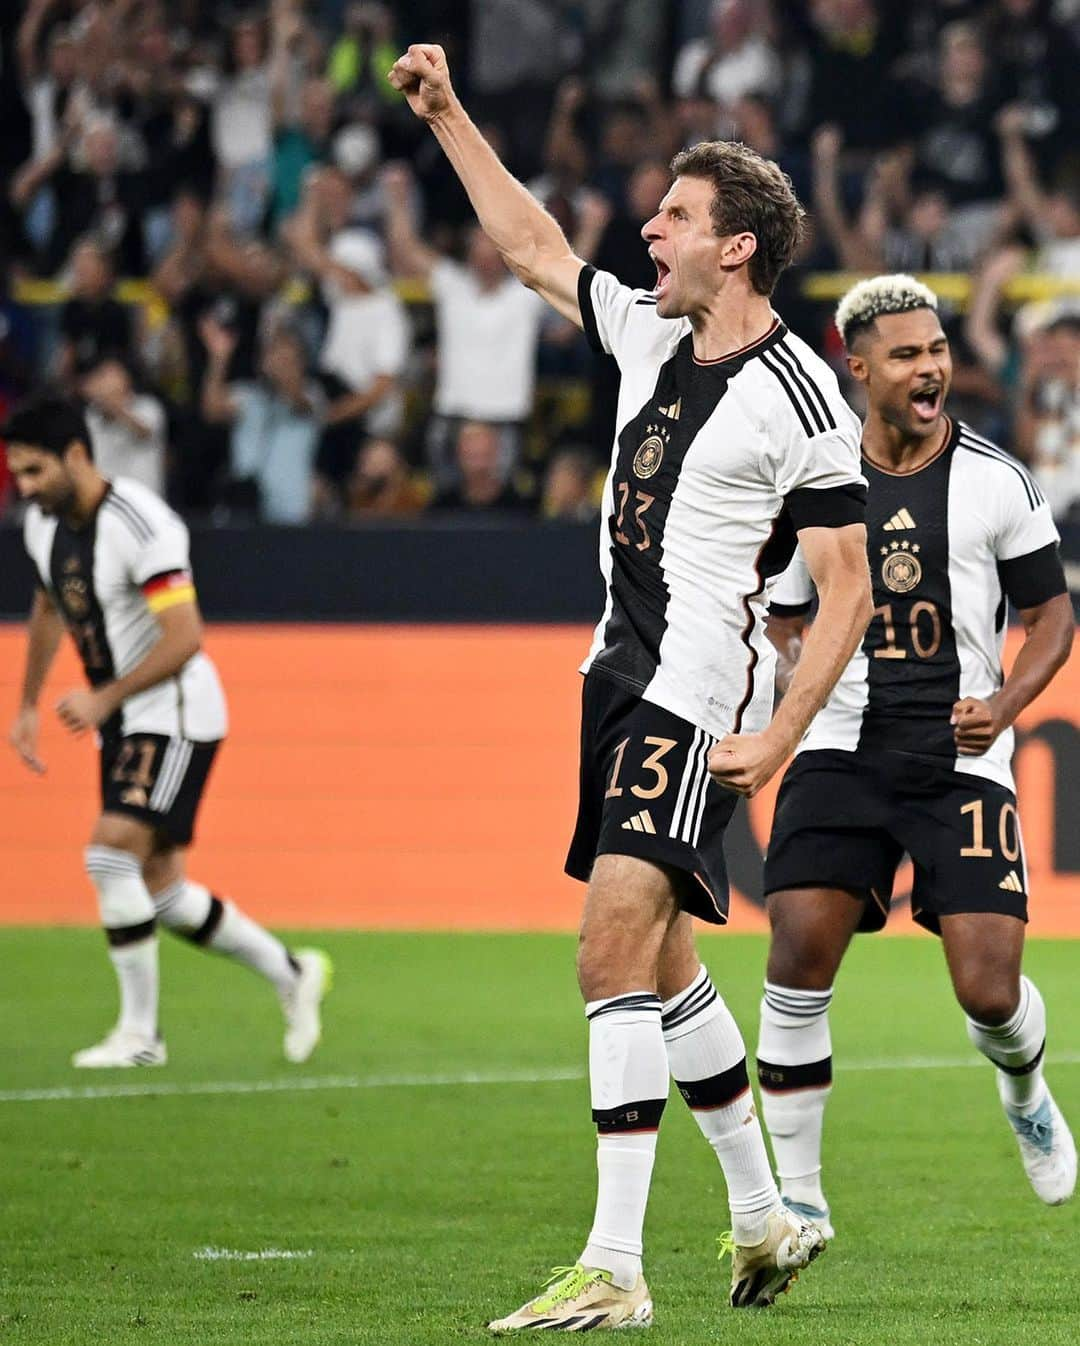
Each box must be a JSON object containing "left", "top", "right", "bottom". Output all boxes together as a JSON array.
[
  {"left": 998, "top": 1039, "right": 1046, "bottom": 1076},
  {"left": 662, "top": 982, "right": 717, "bottom": 1031},
  {"left": 105, "top": 918, "right": 157, "bottom": 947},
  {"left": 586, "top": 993, "right": 662, "bottom": 1021},
  {"left": 757, "top": 1056, "right": 832, "bottom": 1092},
  {"left": 188, "top": 895, "right": 225, "bottom": 946},
  {"left": 593, "top": 1097, "right": 667, "bottom": 1133},
  {"left": 676, "top": 1059, "right": 749, "bottom": 1110}
]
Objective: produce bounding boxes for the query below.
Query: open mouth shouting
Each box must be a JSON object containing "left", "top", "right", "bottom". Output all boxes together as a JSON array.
[
  {"left": 651, "top": 253, "right": 671, "bottom": 300},
  {"left": 909, "top": 383, "right": 943, "bottom": 423}
]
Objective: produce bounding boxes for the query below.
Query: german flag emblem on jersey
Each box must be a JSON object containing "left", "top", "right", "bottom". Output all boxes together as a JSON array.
[{"left": 142, "top": 570, "right": 197, "bottom": 613}]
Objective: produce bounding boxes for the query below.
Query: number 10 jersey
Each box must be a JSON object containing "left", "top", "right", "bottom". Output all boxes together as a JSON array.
[{"left": 771, "top": 418, "right": 1066, "bottom": 790}]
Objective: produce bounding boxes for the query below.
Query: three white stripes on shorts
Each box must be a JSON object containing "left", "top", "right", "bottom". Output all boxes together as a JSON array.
[
  {"left": 669, "top": 728, "right": 716, "bottom": 847},
  {"left": 149, "top": 739, "right": 193, "bottom": 812}
]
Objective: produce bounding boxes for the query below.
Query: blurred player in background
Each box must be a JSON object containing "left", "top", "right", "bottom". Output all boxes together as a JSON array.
[
  {"left": 762, "top": 276, "right": 1076, "bottom": 1234},
  {"left": 6, "top": 397, "right": 331, "bottom": 1069},
  {"left": 390, "top": 42, "right": 872, "bottom": 1330}
]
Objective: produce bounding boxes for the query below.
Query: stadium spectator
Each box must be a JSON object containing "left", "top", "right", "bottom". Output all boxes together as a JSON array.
[
  {"left": 211, "top": 13, "right": 273, "bottom": 235},
  {"left": 270, "top": 5, "right": 337, "bottom": 229},
  {"left": 82, "top": 357, "right": 168, "bottom": 498},
  {"left": 1013, "top": 312, "right": 1080, "bottom": 519},
  {"left": 326, "top": 3, "right": 401, "bottom": 111},
  {"left": 428, "top": 420, "right": 533, "bottom": 514},
  {"left": 200, "top": 314, "right": 324, "bottom": 525},
  {"left": 805, "top": 0, "right": 909, "bottom": 153},
  {"left": 284, "top": 166, "right": 409, "bottom": 502},
  {"left": 383, "top": 160, "right": 545, "bottom": 484},
  {"left": 12, "top": 113, "right": 148, "bottom": 276},
  {"left": 152, "top": 190, "right": 285, "bottom": 509},
  {"left": 672, "top": 0, "right": 782, "bottom": 107},
  {"left": 901, "top": 21, "right": 1006, "bottom": 257},
  {"left": 540, "top": 446, "right": 598, "bottom": 522},
  {"left": 349, "top": 437, "right": 427, "bottom": 516},
  {"left": 54, "top": 239, "right": 134, "bottom": 387}
]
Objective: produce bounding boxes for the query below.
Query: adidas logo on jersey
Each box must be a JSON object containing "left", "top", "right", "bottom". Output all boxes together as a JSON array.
[
  {"left": 883, "top": 508, "right": 917, "bottom": 531},
  {"left": 998, "top": 870, "right": 1024, "bottom": 893},
  {"left": 658, "top": 397, "right": 681, "bottom": 420},
  {"left": 621, "top": 810, "right": 656, "bottom": 834}
]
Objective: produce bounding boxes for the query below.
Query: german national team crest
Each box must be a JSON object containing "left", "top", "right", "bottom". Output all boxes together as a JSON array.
[
  {"left": 60, "top": 573, "right": 91, "bottom": 618},
  {"left": 633, "top": 424, "right": 669, "bottom": 479},
  {"left": 880, "top": 540, "right": 922, "bottom": 593}
]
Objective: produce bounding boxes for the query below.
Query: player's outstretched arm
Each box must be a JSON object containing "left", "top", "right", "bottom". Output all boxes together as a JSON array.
[
  {"left": 388, "top": 44, "right": 585, "bottom": 326},
  {"left": 953, "top": 591, "right": 1074, "bottom": 755},
  {"left": 56, "top": 602, "right": 203, "bottom": 735},
  {"left": 710, "top": 523, "right": 871, "bottom": 796},
  {"left": 9, "top": 588, "right": 64, "bottom": 773}
]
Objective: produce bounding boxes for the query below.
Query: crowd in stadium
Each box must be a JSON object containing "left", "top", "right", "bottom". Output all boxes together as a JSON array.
[{"left": 0, "top": 0, "right": 1078, "bottom": 525}]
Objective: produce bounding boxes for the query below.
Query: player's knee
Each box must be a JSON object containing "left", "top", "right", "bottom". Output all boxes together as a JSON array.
[
  {"left": 84, "top": 845, "right": 155, "bottom": 932},
  {"left": 576, "top": 911, "right": 664, "bottom": 1001},
  {"left": 955, "top": 975, "right": 1020, "bottom": 1027},
  {"left": 765, "top": 936, "right": 834, "bottom": 991}
]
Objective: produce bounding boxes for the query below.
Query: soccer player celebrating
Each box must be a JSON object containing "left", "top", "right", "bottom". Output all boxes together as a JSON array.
[
  {"left": 389, "top": 44, "right": 873, "bottom": 1328},
  {"left": 760, "top": 276, "right": 1076, "bottom": 1235},
  {"left": 6, "top": 398, "right": 331, "bottom": 1069}
]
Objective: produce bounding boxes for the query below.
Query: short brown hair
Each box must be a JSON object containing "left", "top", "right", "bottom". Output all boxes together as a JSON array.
[{"left": 669, "top": 140, "right": 805, "bottom": 296}]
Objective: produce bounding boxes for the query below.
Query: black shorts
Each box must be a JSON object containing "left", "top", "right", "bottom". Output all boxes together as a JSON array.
[
  {"left": 100, "top": 732, "right": 220, "bottom": 848},
  {"left": 763, "top": 749, "right": 1028, "bottom": 933},
  {"left": 565, "top": 672, "right": 738, "bottom": 924}
]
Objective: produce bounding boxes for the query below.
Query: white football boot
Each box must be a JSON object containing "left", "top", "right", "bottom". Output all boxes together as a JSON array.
[
  {"left": 280, "top": 949, "right": 333, "bottom": 1063},
  {"left": 781, "top": 1195, "right": 835, "bottom": 1242},
  {"left": 72, "top": 1029, "right": 167, "bottom": 1069},
  {"left": 1000, "top": 1080, "right": 1077, "bottom": 1206},
  {"left": 722, "top": 1206, "right": 826, "bottom": 1308},
  {"left": 488, "top": 1264, "right": 653, "bottom": 1332}
]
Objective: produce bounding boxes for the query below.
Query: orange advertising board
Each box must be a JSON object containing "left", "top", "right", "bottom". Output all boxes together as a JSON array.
[{"left": 0, "top": 624, "right": 1077, "bottom": 935}]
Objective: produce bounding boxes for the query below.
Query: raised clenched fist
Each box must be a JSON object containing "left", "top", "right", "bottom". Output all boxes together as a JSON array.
[{"left": 388, "top": 44, "right": 455, "bottom": 123}]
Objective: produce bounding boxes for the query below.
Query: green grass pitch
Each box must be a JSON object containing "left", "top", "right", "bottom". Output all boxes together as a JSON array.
[{"left": 1, "top": 928, "right": 1078, "bottom": 1345}]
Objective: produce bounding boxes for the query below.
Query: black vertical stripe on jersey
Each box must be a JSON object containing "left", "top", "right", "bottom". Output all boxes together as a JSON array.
[
  {"left": 733, "top": 506, "right": 800, "bottom": 731},
  {"left": 858, "top": 431, "right": 961, "bottom": 757},
  {"left": 593, "top": 333, "right": 782, "bottom": 693},
  {"left": 48, "top": 511, "right": 117, "bottom": 690}
]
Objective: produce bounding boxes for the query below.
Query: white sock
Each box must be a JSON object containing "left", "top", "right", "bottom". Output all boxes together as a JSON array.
[
  {"left": 580, "top": 992, "right": 668, "bottom": 1289},
  {"left": 85, "top": 845, "right": 159, "bottom": 1040},
  {"left": 109, "top": 937, "right": 159, "bottom": 1039},
  {"left": 756, "top": 981, "right": 833, "bottom": 1211},
  {"left": 967, "top": 975, "right": 1047, "bottom": 1113},
  {"left": 152, "top": 879, "right": 298, "bottom": 995},
  {"left": 663, "top": 967, "right": 780, "bottom": 1244}
]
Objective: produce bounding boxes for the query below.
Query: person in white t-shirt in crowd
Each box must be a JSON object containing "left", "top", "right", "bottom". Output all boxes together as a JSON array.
[
  {"left": 672, "top": 0, "right": 781, "bottom": 107},
  {"left": 382, "top": 160, "right": 545, "bottom": 485},
  {"left": 211, "top": 14, "right": 273, "bottom": 235},
  {"left": 81, "top": 359, "right": 168, "bottom": 500},
  {"left": 283, "top": 165, "right": 410, "bottom": 507}
]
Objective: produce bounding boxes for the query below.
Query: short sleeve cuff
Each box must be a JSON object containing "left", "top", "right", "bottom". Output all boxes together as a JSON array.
[
  {"left": 998, "top": 543, "right": 1068, "bottom": 610},
  {"left": 768, "top": 599, "right": 813, "bottom": 618},
  {"left": 787, "top": 481, "right": 867, "bottom": 531},
  {"left": 577, "top": 264, "right": 603, "bottom": 354}
]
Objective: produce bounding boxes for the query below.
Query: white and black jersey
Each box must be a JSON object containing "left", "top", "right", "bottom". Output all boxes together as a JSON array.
[
  {"left": 771, "top": 419, "right": 1066, "bottom": 790},
  {"left": 577, "top": 265, "right": 866, "bottom": 740},
  {"left": 23, "top": 477, "right": 227, "bottom": 742}
]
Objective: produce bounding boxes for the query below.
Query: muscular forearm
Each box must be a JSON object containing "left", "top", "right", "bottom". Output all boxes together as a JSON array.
[
  {"left": 97, "top": 626, "right": 201, "bottom": 717},
  {"left": 427, "top": 102, "right": 570, "bottom": 286},
  {"left": 767, "top": 578, "right": 871, "bottom": 751},
  {"left": 20, "top": 596, "right": 64, "bottom": 708},
  {"left": 992, "top": 599, "right": 1074, "bottom": 729}
]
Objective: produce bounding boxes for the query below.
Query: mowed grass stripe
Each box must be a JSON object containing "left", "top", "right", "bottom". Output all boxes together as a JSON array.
[{"left": 4, "top": 1052, "right": 1080, "bottom": 1104}]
